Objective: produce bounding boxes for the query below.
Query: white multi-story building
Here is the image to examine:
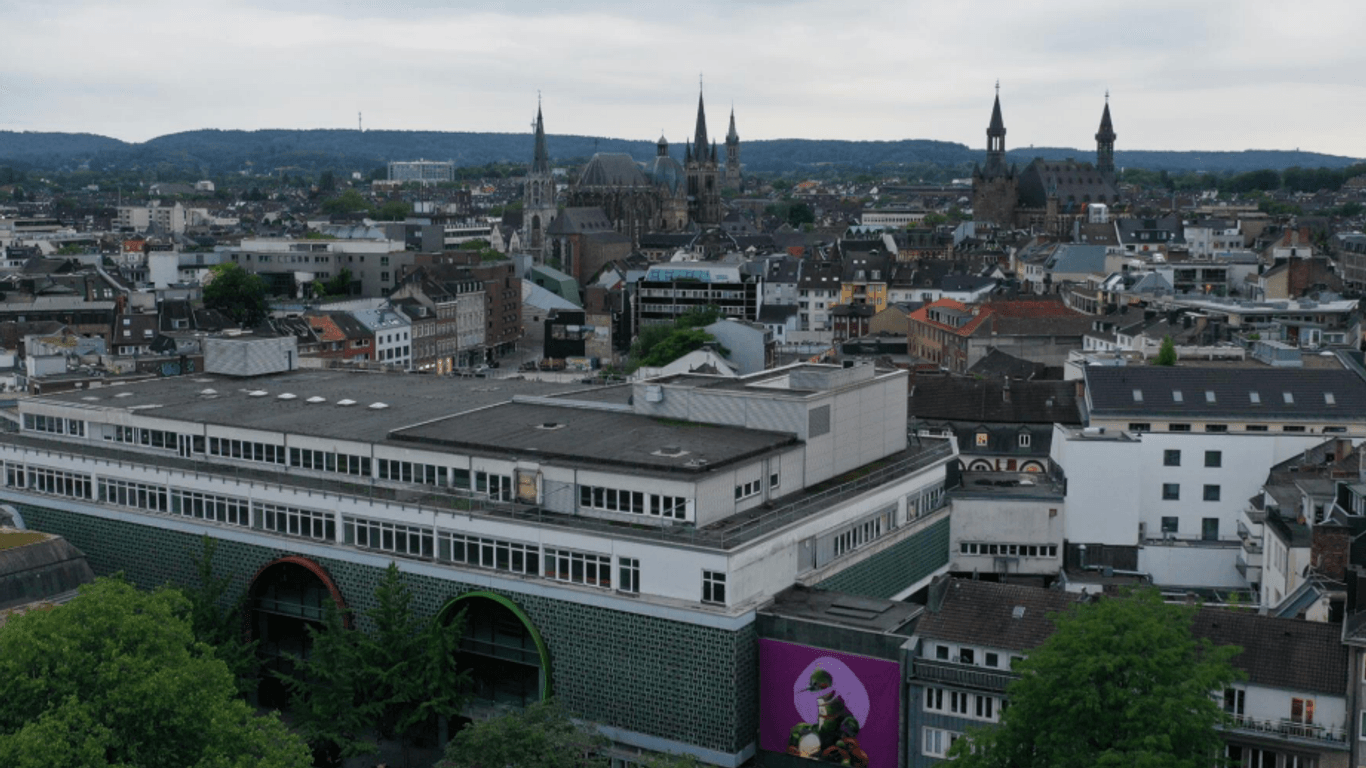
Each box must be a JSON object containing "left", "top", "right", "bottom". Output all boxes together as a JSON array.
[{"left": 0, "top": 359, "right": 955, "bottom": 765}]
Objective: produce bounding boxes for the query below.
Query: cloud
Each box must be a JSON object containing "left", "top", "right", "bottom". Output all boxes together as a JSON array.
[{"left": 2, "top": 0, "right": 1363, "bottom": 156}]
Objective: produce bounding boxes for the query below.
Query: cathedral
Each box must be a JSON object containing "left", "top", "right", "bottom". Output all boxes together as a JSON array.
[
  {"left": 971, "top": 87, "right": 1122, "bottom": 230},
  {"left": 521, "top": 88, "right": 740, "bottom": 256}
]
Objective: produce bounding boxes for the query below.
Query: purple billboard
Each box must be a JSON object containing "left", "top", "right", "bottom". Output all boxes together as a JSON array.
[{"left": 759, "top": 638, "right": 901, "bottom": 768}]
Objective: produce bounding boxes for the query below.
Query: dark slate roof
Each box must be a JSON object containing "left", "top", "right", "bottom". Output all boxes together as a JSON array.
[
  {"left": 941, "top": 274, "right": 996, "bottom": 293},
  {"left": 1084, "top": 367, "right": 1366, "bottom": 420},
  {"left": 758, "top": 305, "right": 799, "bottom": 323},
  {"left": 546, "top": 207, "right": 615, "bottom": 236},
  {"left": 917, "top": 578, "right": 1086, "bottom": 651},
  {"left": 0, "top": 531, "right": 96, "bottom": 611},
  {"left": 968, "top": 347, "right": 1046, "bottom": 380},
  {"left": 911, "top": 376, "right": 1081, "bottom": 424},
  {"left": 576, "top": 153, "right": 648, "bottom": 188},
  {"left": 1190, "top": 608, "right": 1346, "bottom": 695}
]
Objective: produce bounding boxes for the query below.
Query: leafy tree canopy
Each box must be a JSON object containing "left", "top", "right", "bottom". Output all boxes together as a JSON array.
[
  {"left": 204, "top": 262, "right": 270, "bottom": 326},
  {"left": 948, "top": 589, "right": 1240, "bottom": 768},
  {"left": 629, "top": 306, "right": 726, "bottom": 370},
  {"left": 1155, "top": 335, "right": 1177, "bottom": 366},
  {"left": 0, "top": 577, "right": 310, "bottom": 768}
]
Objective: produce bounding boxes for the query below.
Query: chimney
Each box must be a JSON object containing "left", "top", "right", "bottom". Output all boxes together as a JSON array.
[{"left": 1003, "top": 377, "right": 1012, "bottom": 403}]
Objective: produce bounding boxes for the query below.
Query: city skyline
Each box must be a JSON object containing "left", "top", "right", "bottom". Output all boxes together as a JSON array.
[{"left": 3, "top": 0, "right": 1364, "bottom": 157}]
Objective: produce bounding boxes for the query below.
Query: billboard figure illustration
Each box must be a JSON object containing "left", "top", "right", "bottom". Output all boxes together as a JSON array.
[{"left": 785, "top": 657, "right": 871, "bottom": 767}]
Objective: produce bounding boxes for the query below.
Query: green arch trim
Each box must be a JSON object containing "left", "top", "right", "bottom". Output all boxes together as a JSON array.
[{"left": 438, "top": 591, "right": 552, "bottom": 701}]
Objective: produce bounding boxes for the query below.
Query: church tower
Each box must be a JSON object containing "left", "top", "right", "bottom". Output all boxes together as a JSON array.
[
  {"left": 971, "top": 83, "right": 1019, "bottom": 227},
  {"left": 522, "top": 102, "right": 557, "bottom": 257},
  {"left": 724, "top": 107, "right": 742, "bottom": 191},
  {"left": 685, "top": 87, "right": 722, "bottom": 225},
  {"left": 1095, "top": 93, "right": 1117, "bottom": 177}
]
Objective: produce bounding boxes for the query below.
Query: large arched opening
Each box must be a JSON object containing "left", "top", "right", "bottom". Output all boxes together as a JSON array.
[
  {"left": 439, "top": 591, "right": 550, "bottom": 719},
  {"left": 247, "top": 556, "right": 348, "bottom": 709}
]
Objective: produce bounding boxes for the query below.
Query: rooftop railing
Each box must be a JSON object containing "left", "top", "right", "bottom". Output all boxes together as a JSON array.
[{"left": 1224, "top": 714, "right": 1348, "bottom": 749}]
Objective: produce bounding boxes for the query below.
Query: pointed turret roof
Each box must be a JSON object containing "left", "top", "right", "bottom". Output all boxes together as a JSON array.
[
  {"left": 694, "top": 89, "right": 709, "bottom": 152},
  {"left": 1096, "top": 97, "right": 1116, "bottom": 142},
  {"left": 531, "top": 104, "right": 550, "bottom": 174},
  {"left": 726, "top": 107, "right": 739, "bottom": 144},
  {"left": 988, "top": 92, "right": 1006, "bottom": 137}
]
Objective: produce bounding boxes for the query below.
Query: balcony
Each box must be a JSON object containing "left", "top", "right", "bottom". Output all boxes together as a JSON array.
[
  {"left": 1235, "top": 553, "right": 1262, "bottom": 582},
  {"left": 1224, "top": 714, "right": 1349, "bottom": 750},
  {"left": 911, "top": 658, "right": 1015, "bottom": 692}
]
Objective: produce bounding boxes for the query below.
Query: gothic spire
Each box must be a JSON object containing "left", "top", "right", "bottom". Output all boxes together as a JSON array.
[
  {"left": 726, "top": 106, "right": 739, "bottom": 145},
  {"left": 988, "top": 86, "right": 1006, "bottom": 138},
  {"left": 1096, "top": 95, "right": 1116, "bottom": 142},
  {"left": 531, "top": 102, "right": 550, "bottom": 175},
  {"left": 693, "top": 87, "right": 709, "bottom": 154}
]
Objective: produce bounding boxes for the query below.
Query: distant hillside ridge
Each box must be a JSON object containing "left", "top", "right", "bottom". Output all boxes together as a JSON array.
[{"left": 0, "top": 129, "right": 1360, "bottom": 176}]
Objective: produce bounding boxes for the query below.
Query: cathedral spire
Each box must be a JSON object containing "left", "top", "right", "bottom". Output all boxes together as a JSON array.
[
  {"left": 531, "top": 102, "right": 550, "bottom": 175},
  {"left": 1095, "top": 92, "right": 1116, "bottom": 175},
  {"left": 984, "top": 83, "right": 1007, "bottom": 177},
  {"left": 726, "top": 106, "right": 739, "bottom": 145},
  {"left": 694, "top": 87, "right": 709, "bottom": 154}
]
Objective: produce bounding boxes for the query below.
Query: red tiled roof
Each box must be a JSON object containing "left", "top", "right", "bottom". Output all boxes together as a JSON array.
[{"left": 907, "top": 298, "right": 994, "bottom": 337}]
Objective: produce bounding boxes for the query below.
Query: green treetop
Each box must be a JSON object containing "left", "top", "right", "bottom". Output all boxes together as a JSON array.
[
  {"left": 0, "top": 577, "right": 310, "bottom": 768},
  {"left": 948, "top": 589, "right": 1240, "bottom": 768}
]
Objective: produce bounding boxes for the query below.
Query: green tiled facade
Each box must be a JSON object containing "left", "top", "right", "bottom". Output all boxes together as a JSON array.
[
  {"left": 18, "top": 503, "right": 758, "bottom": 756},
  {"left": 815, "top": 516, "right": 949, "bottom": 599}
]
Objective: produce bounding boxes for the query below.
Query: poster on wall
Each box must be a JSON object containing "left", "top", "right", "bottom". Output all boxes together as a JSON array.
[{"left": 758, "top": 638, "right": 901, "bottom": 768}]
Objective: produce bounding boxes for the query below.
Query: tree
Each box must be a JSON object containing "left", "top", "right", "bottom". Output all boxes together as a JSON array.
[
  {"left": 204, "top": 262, "right": 270, "bottom": 327},
  {"left": 283, "top": 563, "right": 470, "bottom": 767},
  {"left": 374, "top": 200, "right": 412, "bottom": 221},
  {"left": 438, "top": 699, "right": 609, "bottom": 768},
  {"left": 628, "top": 306, "right": 727, "bottom": 370},
  {"left": 318, "top": 170, "right": 337, "bottom": 193},
  {"left": 320, "top": 188, "right": 372, "bottom": 216},
  {"left": 948, "top": 589, "right": 1240, "bottom": 768},
  {"left": 181, "top": 535, "right": 258, "bottom": 694},
  {"left": 313, "top": 268, "right": 355, "bottom": 299},
  {"left": 786, "top": 202, "right": 815, "bottom": 227},
  {"left": 0, "top": 577, "right": 310, "bottom": 768},
  {"left": 1154, "top": 335, "right": 1177, "bottom": 366}
]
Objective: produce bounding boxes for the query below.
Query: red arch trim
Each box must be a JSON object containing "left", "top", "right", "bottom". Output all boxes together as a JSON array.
[{"left": 247, "top": 555, "right": 351, "bottom": 628}]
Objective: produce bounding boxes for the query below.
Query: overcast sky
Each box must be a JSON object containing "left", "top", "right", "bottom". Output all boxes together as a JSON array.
[{"left": 3, "top": 0, "right": 1364, "bottom": 157}]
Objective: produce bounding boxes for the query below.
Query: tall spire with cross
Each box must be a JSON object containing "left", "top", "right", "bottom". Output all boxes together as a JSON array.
[{"left": 1095, "top": 90, "right": 1117, "bottom": 175}]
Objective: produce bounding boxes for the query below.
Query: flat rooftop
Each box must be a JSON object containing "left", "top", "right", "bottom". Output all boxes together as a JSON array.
[
  {"left": 953, "top": 471, "right": 1065, "bottom": 500},
  {"left": 391, "top": 401, "right": 799, "bottom": 474},
  {"left": 762, "top": 585, "right": 922, "bottom": 635},
  {"left": 31, "top": 370, "right": 593, "bottom": 443}
]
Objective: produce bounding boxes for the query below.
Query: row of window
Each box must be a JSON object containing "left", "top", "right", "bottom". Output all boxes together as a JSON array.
[
  {"left": 377, "top": 459, "right": 446, "bottom": 486},
  {"left": 99, "top": 478, "right": 168, "bottom": 512},
  {"left": 343, "top": 515, "right": 433, "bottom": 558},
  {"left": 1131, "top": 423, "right": 1329, "bottom": 434},
  {"left": 577, "top": 485, "right": 688, "bottom": 520},
  {"left": 1163, "top": 449, "right": 1221, "bottom": 467},
  {"left": 831, "top": 510, "right": 891, "bottom": 559},
  {"left": 922, "top": 727, "right": 963, "bottom": 758},
  {"left": 24, "top": 414, "right": 86, "bottom": 437},
  {"left": 543, "top": 547, "right": 613, "bottom": 589},
  {"left": 1160, "top": 516, "right": 1222, "bottom": 540},
  {"left": 924, "top": 686, "right": 1001, "bottom": 722},
  {"left": 931, "top": 644, "right": 1014, "bottom": 670},
  {"left": 959, "top": 542, "right": 1059, "bottom": 558},
  {"left": 4, "top": 461, "right": 722, "bottom": 603},
  {"left": 1161, "top": 483, "right": 1221, "bottom": 502},
  {"left": 210, "top": 437, "right": 286, "bottom": 465},
  {"left": 292, "top": 447, "right": 371, "bottom": 477}
]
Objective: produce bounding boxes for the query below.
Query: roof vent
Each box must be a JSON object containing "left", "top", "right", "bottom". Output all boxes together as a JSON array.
[
  {"left": 277, "top": 393, "right": 297, "bottom": 400},
  {"left": 306, "top": 396, "right": 326, "bottom": 404},
  {"left": 200, "top": 388, "right": 217, "bottom": 396},
  {"left": 336, "top": 399, "right": 357, "bottom": 407},
  {"left": 1012, "top": 606, "right": 1026, "bottom": 619},
  {"left": 653, "top": 446, "right": 689, "bottom": 457},
  {"left": 536, "top": 422, "right": 565, "bottom": 430},
  {"left": 368, "top": 402, "right": 389, "bottom": 410},
  {"left": 81, "top": 396, "right": 99, "bottom": 401},
  {"left": 247, "top": 390, "right": 268, "bottom": 397},
  {"left": 114, "top": 392, "right": 134, "bottom": 398}
]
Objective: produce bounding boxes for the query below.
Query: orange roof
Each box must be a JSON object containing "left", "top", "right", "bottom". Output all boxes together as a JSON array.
[
  {"left": 907, "top": 298, "right": 994, "bottom": 336},
  {"left": 308, "top": 315, "right": 346, "bottom": 343},
  {"left": 987, "top": 298, "right": 1082, "bottom": 319}
]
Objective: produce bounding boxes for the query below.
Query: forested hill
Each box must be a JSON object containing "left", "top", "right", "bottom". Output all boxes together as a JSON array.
[{"left": 0, "top": 128, "right": 1360, "bottom": 176}]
